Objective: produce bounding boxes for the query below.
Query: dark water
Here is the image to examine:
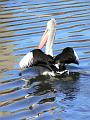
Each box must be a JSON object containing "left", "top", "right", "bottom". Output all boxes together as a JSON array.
[{"left": 0, "top": 0, "right": 90, "bottom": 120}]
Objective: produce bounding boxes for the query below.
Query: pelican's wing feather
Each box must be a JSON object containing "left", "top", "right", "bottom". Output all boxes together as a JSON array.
[
  {"left": 19, "top": 49, "right": 53, "bottom": 69},
  {"left": 54, "top": 47, "right": 79, "bottom": 65},
  {"left": 32, "top": 49, "right": 53, "bottom": 66},
  {"left": 19, "top": 52, "right": 33, "bottom": 68}
]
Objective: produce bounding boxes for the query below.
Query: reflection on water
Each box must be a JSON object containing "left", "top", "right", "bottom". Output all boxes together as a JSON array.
[
  {"left": 25, "top": 72, "right": 80, "bottom": 99},
  {"left": 0, "top": 0, "right": 90, "bottom": 120}
]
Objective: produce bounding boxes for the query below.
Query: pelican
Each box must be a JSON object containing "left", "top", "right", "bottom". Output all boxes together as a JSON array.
[{"left": 19, "top": 18, "right": 79, "bottom": 76}]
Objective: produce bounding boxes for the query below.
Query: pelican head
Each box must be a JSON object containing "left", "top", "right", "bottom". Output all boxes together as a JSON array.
[{"left": 38, "top": 18, "right": 56, "bottom": 57}]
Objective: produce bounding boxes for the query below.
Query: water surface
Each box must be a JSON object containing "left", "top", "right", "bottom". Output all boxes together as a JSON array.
[{"left": 0, "top": 0, "right": 90, "bottom": 120}]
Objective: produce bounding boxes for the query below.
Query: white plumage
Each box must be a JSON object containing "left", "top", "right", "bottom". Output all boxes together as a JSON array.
[
  {"left": 74, "top": 50, "right": 79, "bottom": 63},
  {"left": 19, "top": 52, "right": 33, "bottom": 68}
]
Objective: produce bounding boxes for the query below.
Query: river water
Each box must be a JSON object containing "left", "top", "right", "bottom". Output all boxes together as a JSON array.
[{"left": 0, "top": 0, "right": 90, "bottom": 120}]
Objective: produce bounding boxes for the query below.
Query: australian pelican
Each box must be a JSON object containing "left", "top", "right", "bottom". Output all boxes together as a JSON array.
[{"left": 19, "top": 18, "right": 79, "bottom": 76}]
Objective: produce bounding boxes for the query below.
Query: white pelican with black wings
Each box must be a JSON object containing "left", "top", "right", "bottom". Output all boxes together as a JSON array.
[{"left": 19, "top": 18, "right": 79, "bottom": 76}]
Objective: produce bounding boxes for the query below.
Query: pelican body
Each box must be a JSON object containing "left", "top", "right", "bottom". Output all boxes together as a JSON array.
[{"left": 19, "top": 18, "right": 79, "bottom": 76}]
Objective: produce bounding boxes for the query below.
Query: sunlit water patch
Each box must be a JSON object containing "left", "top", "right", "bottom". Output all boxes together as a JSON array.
[{"left": 0, "top": 0, "right": 90, "bottom": 120}]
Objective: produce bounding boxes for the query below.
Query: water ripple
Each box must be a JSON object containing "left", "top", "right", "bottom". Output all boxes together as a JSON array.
[{"left": 0, "top": 0, "right": 90, "bottom": 120}]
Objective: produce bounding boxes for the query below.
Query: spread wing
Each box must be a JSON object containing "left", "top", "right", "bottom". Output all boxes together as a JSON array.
[
  {"left": 19, "top": 49, "right": 53, "bottom": 70},
  {"left": 54, "top": 47, "right": 79, "bottom": 65}
]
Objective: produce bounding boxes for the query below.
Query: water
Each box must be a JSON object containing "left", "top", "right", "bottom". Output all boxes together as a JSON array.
[{"left": 0, "top": 0, "right": 90, "bottom": 120}]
